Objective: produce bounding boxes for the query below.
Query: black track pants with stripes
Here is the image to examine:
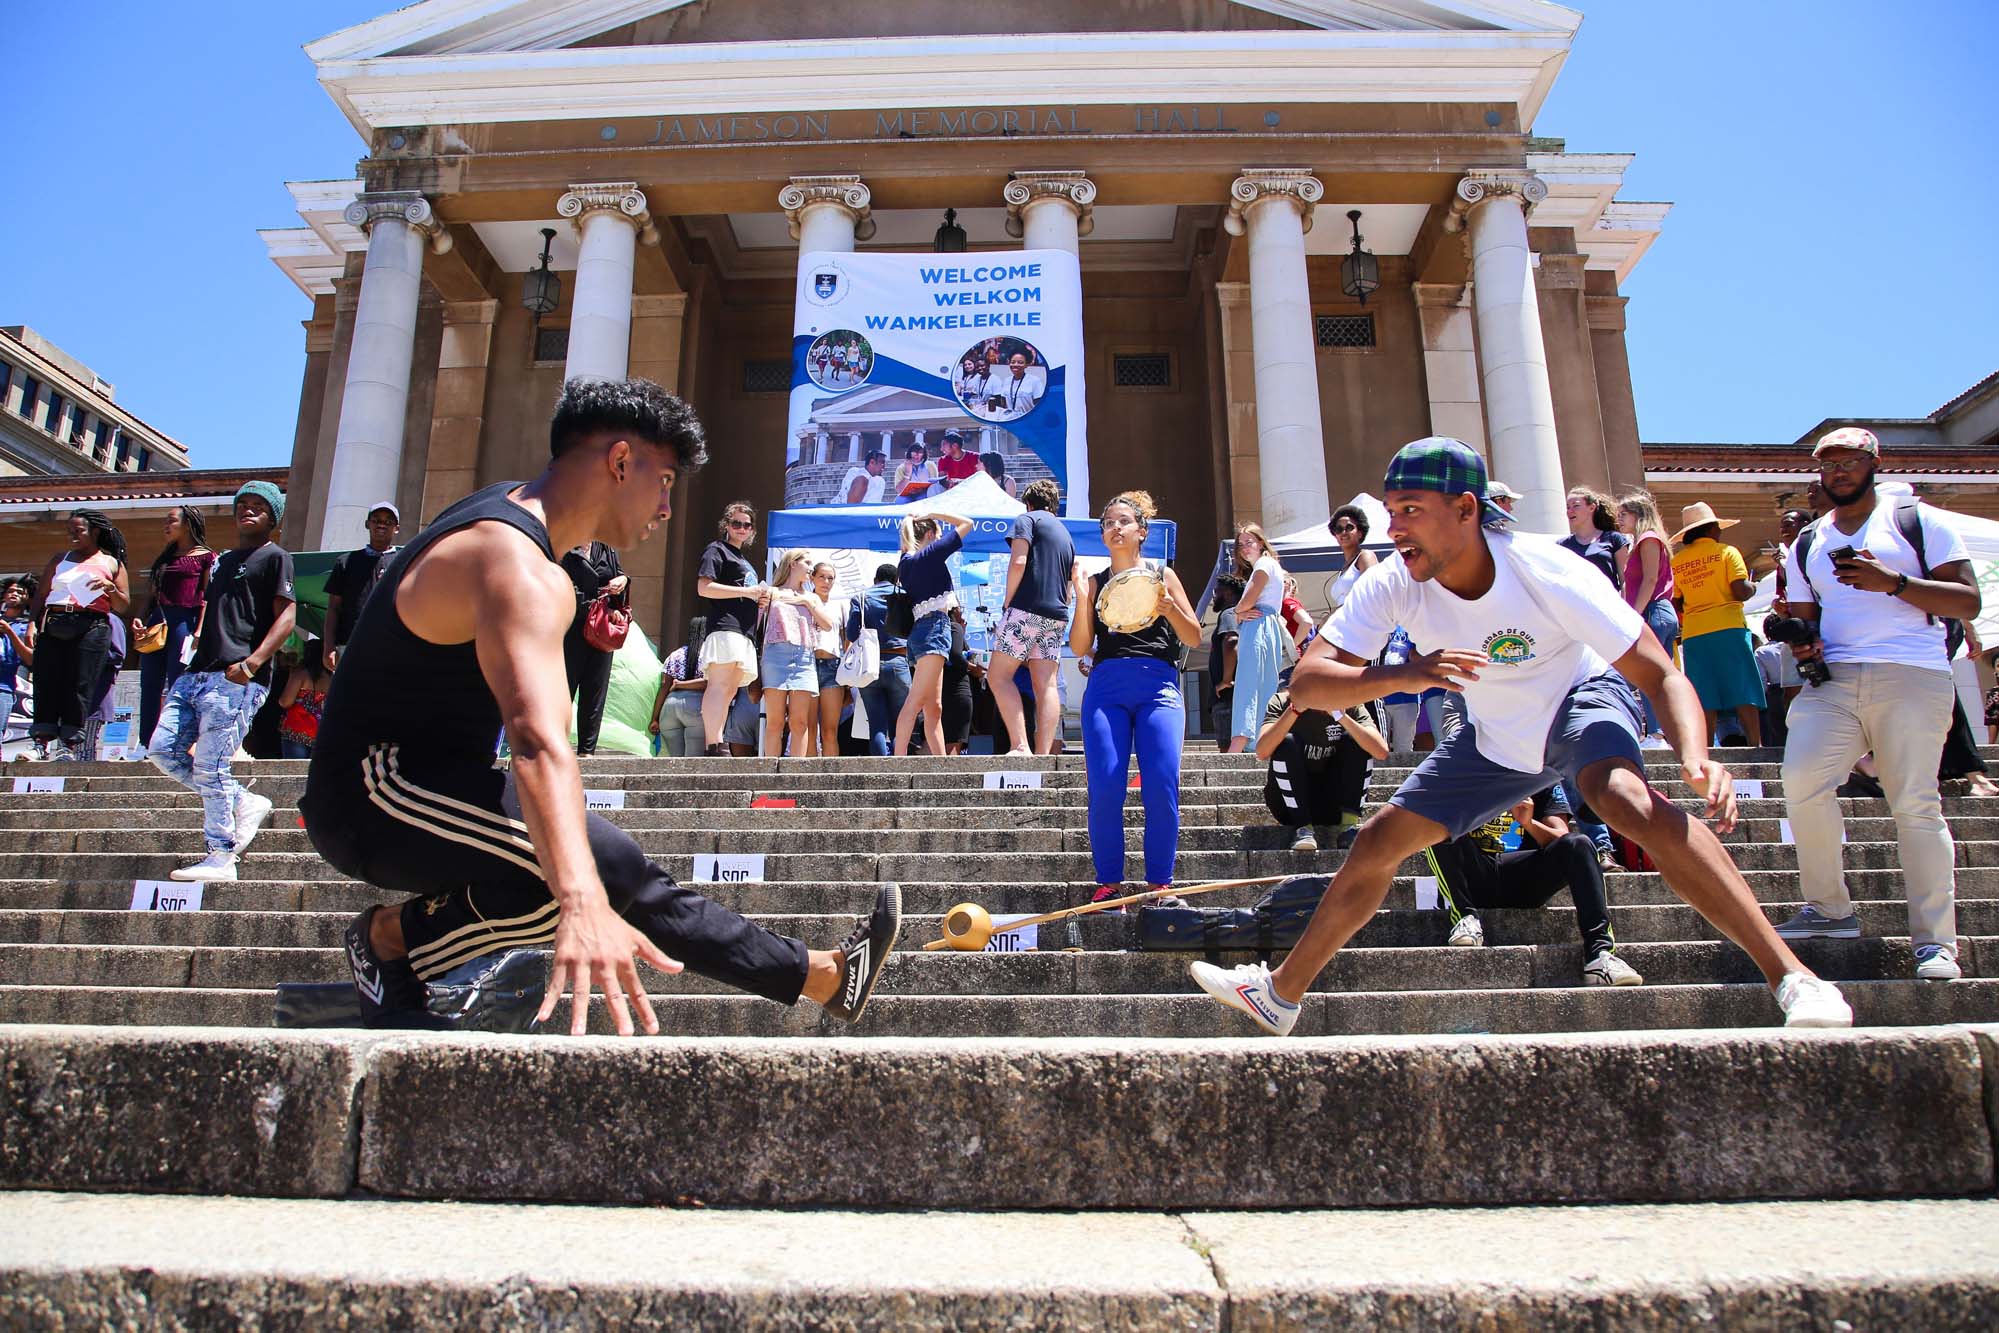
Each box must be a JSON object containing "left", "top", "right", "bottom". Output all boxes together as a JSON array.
[
  {"left": 1261, "top": 734, "right": 1370, "bottom": 828},
  {"left": 301, "top": 743, "right": 809, "bottom": 999},
  {"left": 1423, "top": 831, "right": 1615, "bottom": 957}
]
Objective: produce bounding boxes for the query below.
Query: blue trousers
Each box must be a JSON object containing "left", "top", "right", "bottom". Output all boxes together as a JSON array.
[
  {"left": 149, "top": 670, "right": 266, "bottom": 851},
  {"left": 138, "top": 605, "right": 201, "bottom": 747},
  {"left": 858, "top": 653, "right": 912, "bottom": 757},
  {"left": 1081, "top": 656, "right": 1184, "bottom": 886},
  {"left": 1230, "top": 613, "right": 1285, "bottom": 742}
]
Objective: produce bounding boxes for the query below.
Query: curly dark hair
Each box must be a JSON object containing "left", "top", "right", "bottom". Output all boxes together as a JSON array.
[
  {"left": 549, "top": 377, "right": 708, "bottom": 472},
  {"left": 70, "top": 509, "right": 127, "bottom": 566},
  {"left": 1332, "top": 504, "right": 1369, "bottom": 540}
]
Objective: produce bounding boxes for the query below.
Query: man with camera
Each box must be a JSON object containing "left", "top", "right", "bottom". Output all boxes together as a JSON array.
[{"left": 1774, "top": 427, "right": 1981, "bottom": 981}]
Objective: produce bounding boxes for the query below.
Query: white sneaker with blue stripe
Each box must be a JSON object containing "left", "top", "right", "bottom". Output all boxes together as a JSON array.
[{"left": 1190, "top": 960, "right": 1301, "bottom": 1036}]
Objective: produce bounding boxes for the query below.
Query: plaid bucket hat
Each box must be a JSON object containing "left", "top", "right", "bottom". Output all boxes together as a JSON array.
[{"left": 1382, "top": 437, "right": 1513, "bottom": 528}]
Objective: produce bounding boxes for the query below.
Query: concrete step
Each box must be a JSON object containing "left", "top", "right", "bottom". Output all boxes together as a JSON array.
[
  {"left": 5, "top": 978, "right": 1997, "bottom": 1037},
  {"left": 2, "top": 1025, "right": 1992, "bottom": 1206},
  {"left": 0, "top": 936, "right": 1981, "bottom": 995},
  {"left": 4, "top": 1192, "right": 1995, "bottom": 1329}
]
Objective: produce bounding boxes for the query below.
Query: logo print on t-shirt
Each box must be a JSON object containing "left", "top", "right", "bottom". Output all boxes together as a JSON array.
[{"left": 1482, "top": 629, "right": 1536, "bottom": 665}]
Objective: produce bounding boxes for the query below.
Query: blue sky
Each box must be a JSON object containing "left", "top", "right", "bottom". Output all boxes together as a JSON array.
[{"left": 3, "top": 1, "right": 1992, "bottom": 471}]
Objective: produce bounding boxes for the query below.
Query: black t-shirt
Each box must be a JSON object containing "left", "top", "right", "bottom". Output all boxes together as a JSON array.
[
  {"left": 190, "top": 542, "right": 295, "bottom": 686},
  {"left": 697, "top": 539, "right": 757, "bottom": 636},
  {"left": 1558, "top": 531, "right": 1629, "bottom": 590},
  {"left": 1006, "top": 509, "right": 1075, "bottom": 620},
  {"left": 325, "top": 545, "right": 391, "bottom": 645},
  {"left": 1088, "top": 569, "right": 1179, "bottom": 663},
  {"left": 1262, "top": 690, "right": 1375, "bottom": 774}
]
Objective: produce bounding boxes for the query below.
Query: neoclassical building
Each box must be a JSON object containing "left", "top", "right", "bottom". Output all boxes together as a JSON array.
[{"left": 265, "top": 0, "right": 1668, "bottom": 643}]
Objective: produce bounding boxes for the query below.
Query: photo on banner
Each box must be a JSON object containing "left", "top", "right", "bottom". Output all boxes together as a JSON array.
[{"left": 785, "top": 250, "right": 1088, "bottom": 517}]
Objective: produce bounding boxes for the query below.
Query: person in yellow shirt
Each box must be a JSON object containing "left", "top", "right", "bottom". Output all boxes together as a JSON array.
[{"left": 1670, "top": 503, "right": 1763, "bottom": 746}]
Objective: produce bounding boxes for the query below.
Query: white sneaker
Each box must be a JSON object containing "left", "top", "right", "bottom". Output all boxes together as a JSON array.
[
  {"left": 1775, "top": 973, "right": 1852, "bottom": 1028},
  {"left": 170, "top": 851, "right": 238, "bottom": 882},
  {"left": 1289, "top": 825, "right": 1319, "bottom": 853},
  {"left": 1914, "top": 944, "right": 1962, "bottom": 982},
  {"left": 1639, "top": 734, "right": 1673, "bottom": 750},
  {"left": 233, "top": 791, "right": 275, "bottom": 854},
  {"left": 1190, "top": 960, "right": 1301, "bottom": 1036},
  {"left": 1447, "top": 915, "right": 1484, "bottom": 947},
  {"left": 1583, "top": 951, "right": 1643, "bottom": 986}
]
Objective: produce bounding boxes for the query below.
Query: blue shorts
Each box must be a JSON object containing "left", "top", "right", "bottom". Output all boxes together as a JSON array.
[
  {"left": 1389, "top": 672, "right": 1647, "bottom": 840},
  {"left": 815, "top": 655, "right": 840, "bottom": 689},
  {"left": 909, "top": 610, "right": 951, "bottom": 660},
  {"left": 761, "top": 641, "right": 821, "bottom": 693},
  {"left": 723, "top": 688, "right": 761, "bottom": 747}
]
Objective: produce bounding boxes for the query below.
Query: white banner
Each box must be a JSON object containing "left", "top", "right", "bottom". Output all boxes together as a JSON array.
[{"left": 786, "top": 250, "right": 1087, "bottom": 517}]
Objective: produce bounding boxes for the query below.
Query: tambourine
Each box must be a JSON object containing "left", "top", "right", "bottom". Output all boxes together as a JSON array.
[{"left": 1096, "top": 564, "right": 1165, "bottom": 633}]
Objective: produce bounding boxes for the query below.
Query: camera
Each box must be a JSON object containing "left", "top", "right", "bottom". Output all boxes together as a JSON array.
[{"left": 1764, "top": 615, "right": 1831, "bottom": 687}]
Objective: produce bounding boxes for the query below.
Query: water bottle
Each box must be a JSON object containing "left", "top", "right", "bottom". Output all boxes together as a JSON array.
[{"left": 1381, "top": 627, "right": 1412, "bottom": 668}]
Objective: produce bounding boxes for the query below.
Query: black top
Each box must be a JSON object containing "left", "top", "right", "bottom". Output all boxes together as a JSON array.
[
  {"left": 189, "top": 542, "right": 295, "bottom": 686},
  {"left": 1088, "top": 568, "right": 1179, "bottom": 664},
  {"left": 1006, "top": 510, "right": 1075, "bottom": 620},
  {"left": 310, "top": 481, "right": 552, "bottom": 774},
  {"left": 1262, "top": 690, "right": 1375, "bottom": 774},
  {"left": 325, "top": 545, "right": 390, "bottom": 645},
  {"left": 697, "top": 539, "right": 757, "bottom": 636},
  {"left": 1558, "top": 531, "right": 1629, "bottom": 590}
]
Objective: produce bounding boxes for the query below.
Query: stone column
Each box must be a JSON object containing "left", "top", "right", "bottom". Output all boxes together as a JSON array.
[
  {"left": 1003, "top": 171, "right": 1096, "bottom": 253},
  {"left": 1533, "top": 244, "right": 1610, "bottom": 493},
  {"left": 1223, "top": 170, "right": 1329, "bottom": 538},
  {"left": 1586, "top": 274, "right": 1644, "bottom": 489},
  {"left": 322, "top": 192, "right": 450, "bottom": 552},
  {"left": 1446, "top": 171, "right": 1564, "bottom": 534},
  {"left": 420, "top": 299, "right": 499, "bottom": 523},
  {"left": 1413, "top": 283, "right": 1488, "bottom": 452},
  {"left": 558, "top": 182, "right": 656, "bottom": 382},
  {"left": 1213, "top": 281, "right": 1262, "bottom": 530},
  {"left": 780, "top": 175, "right": 875, "bottom": 257}
]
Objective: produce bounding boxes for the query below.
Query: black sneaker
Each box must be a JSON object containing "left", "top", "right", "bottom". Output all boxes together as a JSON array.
[
  {"left": 825, "top": 883, "right": 901, "bottom": 1023},
  {"left": 344, "top": 906, "right": 433, "bottom": 1028}
]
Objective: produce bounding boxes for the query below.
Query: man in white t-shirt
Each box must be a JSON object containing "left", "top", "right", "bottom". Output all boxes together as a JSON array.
[
  {"left": 1191, "top": 437, "right": 1851, "bottom": 1033},
  {"left": 1775, "top": 427, "right": 1981, "bottom": 981}
]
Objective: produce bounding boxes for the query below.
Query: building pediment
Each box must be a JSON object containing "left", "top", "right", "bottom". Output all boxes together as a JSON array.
[{"left": 308, "top": 0, "right": 1581, "bottom": 133}]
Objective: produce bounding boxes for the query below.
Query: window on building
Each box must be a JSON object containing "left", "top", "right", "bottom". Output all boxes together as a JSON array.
[
  {"left": 112, "top": 430, "right": 129, "bottom": 469},
  {"left": 16, "top": 375, "right": 39, "bottom": 418},
  {"left": 740, "top": 359, "right": 791, "bottom": 394},
  {"left": 94, "top": 421, "right": 112, "bottom": 461},
  {"left": 44, "top": 392, "right": 66, "bottom": 434},
  {"left": 532, "top": 325, "right": 569, "bottom": 364},
  {"left": 137, "top": 447, "right": 152, "bottom": 472},
  {"left": 1314, "top": 314, "right": 1376, "bottom": 349},
  {"left": 0, "top": 363, "right": 10, "bottom": 406},
  {"left": 1111, "top": 353, "right": 1173, "bottom": 389}
]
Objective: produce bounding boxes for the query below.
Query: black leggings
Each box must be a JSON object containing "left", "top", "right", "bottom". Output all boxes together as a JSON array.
[
  {"left": 1939, "top": 696, "right": 1987, "bottom": 781},
  {"left": 1262, "top": 734, "right": 1369, "bottom": 826},
  {"left": 563, "top": 627, "right": 614, "bottom": 756},
  {"left": 301, "top": 742, "right": 808, "bottom": 996},
  {"left": 1424, "top": 830, "right": 1615, "bottom": 956},
  {"left": 30, "top": 614, "right": 112, "bottom": 745}
]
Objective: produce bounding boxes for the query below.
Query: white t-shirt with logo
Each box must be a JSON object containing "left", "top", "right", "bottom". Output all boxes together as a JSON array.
[
  {"left": 1326, "top": 530, "right": 1646, "bottom": 773},
  {"left": 1781, "top": 501, "right": 1967, "bottom": 674}
]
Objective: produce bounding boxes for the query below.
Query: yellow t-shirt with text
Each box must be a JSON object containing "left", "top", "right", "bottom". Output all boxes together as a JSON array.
[{"left": 1671, "top": 537, "right": 1748, "bottom": 639}]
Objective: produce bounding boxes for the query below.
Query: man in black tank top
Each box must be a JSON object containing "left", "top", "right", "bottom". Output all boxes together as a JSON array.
[{"left": 302, "top": 378, "right": 899, "bottom": 1032}]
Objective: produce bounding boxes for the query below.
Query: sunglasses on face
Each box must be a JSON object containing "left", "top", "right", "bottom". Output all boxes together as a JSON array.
[
  {"left": 727, "top": 519, "right": 754, "bottom": 529},
  {"left": 1333, "top": 522, "right": 1358, "bottom": 533}
]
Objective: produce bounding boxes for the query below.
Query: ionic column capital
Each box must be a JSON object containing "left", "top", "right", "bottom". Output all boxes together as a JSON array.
[
  {"left": 1444, "top": 171, "right": 1548, "bottom": 233},
  {"left": 342, "top": 191, "right": 452, "bottom": 254},
  {"left": 1003, "top": 170, "right": 1097, "bottom": 239},
  {"left": 558, "top": 182, "right": 658, "bottom": 245},
  {"left": 778, "top": 174, "right": 876, "bottom": 241},
  {"left": 1222, "top": 169, "right": 1323, "bottom": 237}
]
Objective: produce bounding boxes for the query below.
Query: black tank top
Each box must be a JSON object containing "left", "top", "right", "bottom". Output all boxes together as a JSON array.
[
  {"left": 310, "top": 481, "right": 553, "bottom": 777},
  {"left": 1089, "top": 569, "right": 1180, "bottom": 664}
]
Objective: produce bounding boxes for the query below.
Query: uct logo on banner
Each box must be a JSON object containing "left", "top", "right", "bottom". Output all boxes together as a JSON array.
[{"left": 786, "top": 248, "right": 1088, "bottom": 518}]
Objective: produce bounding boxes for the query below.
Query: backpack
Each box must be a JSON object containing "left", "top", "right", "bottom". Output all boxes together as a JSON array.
[
  {"left": 1792, "top": 498, "right": 1963, "bottom": 659},
  {"left": 1134, "top": 876, "right": 1327, "bottom": 959}
]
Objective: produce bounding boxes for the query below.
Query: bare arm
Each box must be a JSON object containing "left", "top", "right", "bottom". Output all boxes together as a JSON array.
[
  {"left": 1289, "top": 642, "right": 1485, "bottom": 716},
  {"left": 323, "top": 594, "right": 345, "bottom": 665},
  {"left": 1253, "top": 703, "right": 1298, "bottom": 761},
  {"left": 225, "top": 596, "right": 296, "bottom": 687},
  {"left": 1729, "top": 577, "right": 1756, "bottom": 602},
  {"left": 1832, "top": 553, "right": 1980, "bottom": 622},
  {"left": 1067, "top": 564, "right": 1095, "bottom": 660},
  {"left": 1624, "top": 541, "right": 1661, "bottom": 610},
  {"left": 1160, "top": 568, "right": 1202, "bottom": 646},
  {"left": 935, "top": 512, "right": 976, "bottom": 540},
  {"left": 1610, "top": 629, "right": 1737, "bottom": 831},
  {"left": 0, "top": 617, "right": 31, "bottom": 666},
  {"left": 1234, "top": 569, "right": 1270, "bottom": 619},
  {"left": 1001, "top": 535, "right": 1029, "bottom": 608},
  {"left": 1340, "top": 704, "right": 1389, "bottom": 761},
  {"left": 696, "top": 577, "right": 768, "bottom": 605}
]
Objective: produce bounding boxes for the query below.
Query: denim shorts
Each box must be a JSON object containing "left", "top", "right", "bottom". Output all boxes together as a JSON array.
[
  {"left": 1389, "top": 672, "right": 1646, "bottom": 840},
  {"left": 761, "top": 640, "right": 821, "bottom": 693},
  {"left": 816, "top": 654, "right": 841, "bottom": 689},
  {"left": 909, "top": 610, "right": 952, "bottom": 660}
]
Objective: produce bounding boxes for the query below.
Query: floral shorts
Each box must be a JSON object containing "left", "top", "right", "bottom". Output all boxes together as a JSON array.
[{"left": 993, "top": 607, "right": 1067, "bottom": 662}]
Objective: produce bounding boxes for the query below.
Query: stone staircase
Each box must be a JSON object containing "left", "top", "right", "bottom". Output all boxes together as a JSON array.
[{"left": 4, "top": 749, "right": 1998, "bottom": 1325}]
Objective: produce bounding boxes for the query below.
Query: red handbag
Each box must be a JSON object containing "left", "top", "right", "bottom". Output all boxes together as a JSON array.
[{"left": 583, "top": 591, "right": 630, "bottom": 652}]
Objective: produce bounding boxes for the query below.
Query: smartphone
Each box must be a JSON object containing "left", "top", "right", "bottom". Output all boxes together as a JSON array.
[{"left": 1827, "top": 544, "right": 1858, "bottom": 564}]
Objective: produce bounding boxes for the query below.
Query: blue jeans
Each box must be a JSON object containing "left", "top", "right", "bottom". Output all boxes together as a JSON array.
[
  {"left": 1082, "top": 657, "right": 1184, "bottom": 886},
  {"left": 1230, "top": 613, "right": 1285, "bottom": 742},
  {"left": 1639, "top": 599, "right": 1680, "bottom": 733},
  {"left": 138, "top": 605, "right": 201, "bottom": 747},
  {"left": 149, "top": 671, "right": 267, "bottom": 851},
  {"left": 858, "top": 653, "right": 912, "bottom": 756}
]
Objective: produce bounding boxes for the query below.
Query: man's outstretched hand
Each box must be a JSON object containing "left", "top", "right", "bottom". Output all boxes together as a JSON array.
[
  {"left": 1683, "top": 757, "right": 1739, "bottom": 834},
  {"left": 1400, "top": 648, "right": 1485, "bottom": 693},
  {"left": 536, "top": 895, "right": 683, "bottom": 1036}
]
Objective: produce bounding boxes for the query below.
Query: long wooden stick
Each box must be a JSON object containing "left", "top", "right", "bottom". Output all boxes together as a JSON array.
[{"left": 921, "top": 873, "right": 1303, "bottom": 950}]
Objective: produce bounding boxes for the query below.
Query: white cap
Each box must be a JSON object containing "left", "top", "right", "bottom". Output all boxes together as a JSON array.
[
  {"left": 367, "top": 502, "right": 400, "bottom": 522},
  {"left": 1486, "top": 480, "right": 1524, "bottom": 502}
]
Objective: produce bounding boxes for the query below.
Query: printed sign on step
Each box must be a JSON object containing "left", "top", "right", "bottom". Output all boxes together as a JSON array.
[
  {"left": 584, "top": 789, "right": 626, "bottom": 811},
  {"left": 984, "top": 914, "right": 1038, "bottom": 952},
  {"left": 692, "top": 853, "right": 766, "bottom": 883},
  {"left": 12, "top": 777, "right": 64, "bottom": 794},
  {"left": 983, "top": 770, "right": 1043, "bottom": 790},
  {"left": 1735, "top": 779, "right": 1765, "bottom": 800},
  {"left": 130, "top": 880, "right": 203, "bottom": 912},
  {"left": 1413, "top": 875, "right": 1439, "bottom": 912}
]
